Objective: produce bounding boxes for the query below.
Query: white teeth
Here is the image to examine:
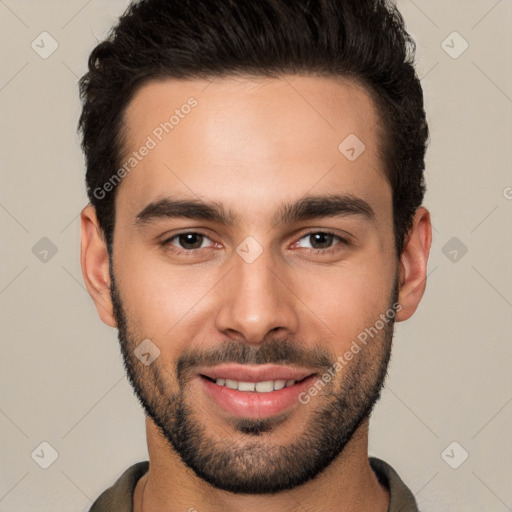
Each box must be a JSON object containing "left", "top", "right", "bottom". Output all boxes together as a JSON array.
[
  {"left": 225, "top": 379, "right": 238, "bottom": 390},
  {"left": 273, "top": 379, "right": 286, "bottom": 390},
  {"left": 214, "top": 378, "right": 297, "bottom": 392},
  {"left": 238, "top": 381, "right": 256, "bottom": 392},
  {"left": 255, "top": 380, "right": 274, "bottom": 393}
]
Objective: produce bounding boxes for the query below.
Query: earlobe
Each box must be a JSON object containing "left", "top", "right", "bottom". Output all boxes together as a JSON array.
[
  {"left": 80, "top": 205, "right": 117, "bottom": 327},
  {"left": 395, "top": 206, "right": 432, "bottom": 322}
]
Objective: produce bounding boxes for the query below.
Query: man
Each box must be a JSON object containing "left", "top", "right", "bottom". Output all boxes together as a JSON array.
[{"left": 79, "top": 0, "right": 431, "bottom": 510}]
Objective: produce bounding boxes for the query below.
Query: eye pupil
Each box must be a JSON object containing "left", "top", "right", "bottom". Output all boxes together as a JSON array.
[
  {"left": 310, "top": 233, "right": 333, "bottom": 249},
  {"left": 179, "top": 233, "right": 203, "bottom": 249}
]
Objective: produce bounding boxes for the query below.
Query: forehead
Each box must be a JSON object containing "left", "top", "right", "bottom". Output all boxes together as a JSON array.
[{"left": 117, "top": 75, "right": 390, "bottom": 225}]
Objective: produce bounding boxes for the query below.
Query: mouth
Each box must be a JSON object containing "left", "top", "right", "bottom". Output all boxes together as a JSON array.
[
  {"left": 196, "top": 364, "right": 318, "bottom": 419},
  {"left": 200, "top": 375, "right": 310, "bottom": 392}
]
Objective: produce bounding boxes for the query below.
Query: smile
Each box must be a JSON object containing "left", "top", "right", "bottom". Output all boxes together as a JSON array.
[
  {"left": 203, "top": 376, "right": 303, "bottom": 392},
  {"left": 196, "top": 364, "right": 318, "bottom": 419}
]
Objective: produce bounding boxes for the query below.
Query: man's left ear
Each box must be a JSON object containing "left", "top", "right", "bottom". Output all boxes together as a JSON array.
[{"left": 396, "top": 206, "right": 432, "bottom": 322}]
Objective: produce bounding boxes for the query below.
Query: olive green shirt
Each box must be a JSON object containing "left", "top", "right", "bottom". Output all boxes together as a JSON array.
[{"left": 89, "top": 456, "right": 419, "bottom": 511}]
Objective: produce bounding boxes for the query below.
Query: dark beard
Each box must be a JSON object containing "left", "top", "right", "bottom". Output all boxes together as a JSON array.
[{"left": 109, "top": 263, "right": 398, "bottom": 494}]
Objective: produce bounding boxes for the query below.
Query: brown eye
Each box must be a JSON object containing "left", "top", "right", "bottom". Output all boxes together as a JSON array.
[
  {"left": 309, "top": 233, "right": 335, "bottom": 249},
  {"left": 164, "top": 232, "right": 213, "bottom": 251},
  {"left": 297, "top": 231, "right": 347, "bottom": 250}
]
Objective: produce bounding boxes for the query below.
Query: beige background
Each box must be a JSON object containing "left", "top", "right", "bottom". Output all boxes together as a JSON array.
[{"left": 1, "top": 0, "right": 511, "bottom": 510}]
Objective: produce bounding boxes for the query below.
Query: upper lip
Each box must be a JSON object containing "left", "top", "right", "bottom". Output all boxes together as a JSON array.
[{"left": 198, "top": 363, "right": 317, "bottom": 383}]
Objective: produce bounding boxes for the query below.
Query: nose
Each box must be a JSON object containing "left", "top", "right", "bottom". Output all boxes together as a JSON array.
[{"left": 215, "top": 245, "right": 299, "bottom": 345}]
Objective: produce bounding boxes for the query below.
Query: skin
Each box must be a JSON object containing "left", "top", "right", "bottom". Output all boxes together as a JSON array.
[{"left": 80, "top": 75, "right": 431, "bottom": 511}]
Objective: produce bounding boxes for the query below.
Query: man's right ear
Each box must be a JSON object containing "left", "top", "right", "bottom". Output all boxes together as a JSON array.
[{"left": 80, "top": 205, "right": 117, "bottom": 327}]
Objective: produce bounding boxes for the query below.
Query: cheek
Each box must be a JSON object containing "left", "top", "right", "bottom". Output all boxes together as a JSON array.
[
  {"left": 291, "top": 260, "right": 394, "bottom": 348},
  {"left": 114, "top": 250, "right": 219, "bottom": 341}
]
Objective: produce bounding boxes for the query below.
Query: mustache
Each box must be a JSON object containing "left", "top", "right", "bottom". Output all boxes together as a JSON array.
[{"left": 176, "top": 338, "right": 335, "bottom": 380}]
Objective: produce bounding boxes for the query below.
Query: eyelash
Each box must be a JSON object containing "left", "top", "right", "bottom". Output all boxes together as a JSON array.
[
  {"left": 292, "top": 230, "right": 350, "bottom": 256},
  {"left": 160, "top": 230, "right": 350, "bottom": 255}
]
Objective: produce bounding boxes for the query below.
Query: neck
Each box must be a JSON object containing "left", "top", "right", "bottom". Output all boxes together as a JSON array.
[{"left": 134, "top": 417, "right": 389, "bottom": 512}]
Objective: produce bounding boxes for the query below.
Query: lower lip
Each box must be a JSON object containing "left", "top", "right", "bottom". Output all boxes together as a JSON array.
[{"left": 198, "top": 375, "right": 317, "bottom": 419}]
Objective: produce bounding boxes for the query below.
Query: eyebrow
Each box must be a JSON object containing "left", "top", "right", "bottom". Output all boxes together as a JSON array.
[
  {"left": 134, "top": 193, "right": 375, "bottom": 227},
  {"left": 274, "top": 194, "right": 375, "bottom": 226}
]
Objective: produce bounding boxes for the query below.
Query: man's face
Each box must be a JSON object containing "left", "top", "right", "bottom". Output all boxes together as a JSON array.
[{"left": 108, "top": 75, "right": 398, "bottom": 493}]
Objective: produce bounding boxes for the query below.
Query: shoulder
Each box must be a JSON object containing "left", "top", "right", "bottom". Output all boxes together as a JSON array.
[
  {"left": 89, "top": 461, "right": 149, "bottom": 512},
  {"left": 369, "top": 456, "right": 420, "bottom": 512}
]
